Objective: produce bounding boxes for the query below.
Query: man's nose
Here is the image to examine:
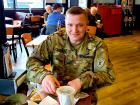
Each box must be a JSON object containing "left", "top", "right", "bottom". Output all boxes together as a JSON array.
[{"left": 72, "top": 26, "right": 78, "bottom": 33}]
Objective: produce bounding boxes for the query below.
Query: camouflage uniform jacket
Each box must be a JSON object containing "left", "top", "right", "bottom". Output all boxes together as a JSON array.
[{"left": 26, "top": 30, "right": 115, "bottom": 90}]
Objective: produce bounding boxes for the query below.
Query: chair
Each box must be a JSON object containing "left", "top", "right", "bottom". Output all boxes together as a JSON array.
[
  {"left": 86, "top": 26, "right": 96, "bottom": 37},
  {"left": 13, "top": 20, "right": 23, "bottom": 52},
  {"left": 30, "top": 15, "right": 41, "bottom": 37},
  {"left": 6, "top": 27, "right": 18, "bottom": 62},
  {"left": 21, "top": 33, "right": 32, "bottom": 56},
  {"left": 30, "top": 15, "right": 41, "bottom": 23}
]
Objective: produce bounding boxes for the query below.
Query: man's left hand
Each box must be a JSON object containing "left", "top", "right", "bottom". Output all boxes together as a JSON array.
[{"left": 68, "top": 78, "right": 82, "bottom": 93}]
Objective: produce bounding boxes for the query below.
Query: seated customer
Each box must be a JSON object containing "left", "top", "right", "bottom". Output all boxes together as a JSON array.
[
  {"left": 44, "top": 5, "right": 52, "bottom": 25},
  {"left": 89, "top": 6, "right": 105, "bottom": 39},
  {"left": 39, "top": 5, "right": 52, "bottom": 35},
  {"left": 45, "top": 3, "right": 65, "bottom": 35},
  {"left": 26, "top": 6, "right": 115, "bottom": 105}
]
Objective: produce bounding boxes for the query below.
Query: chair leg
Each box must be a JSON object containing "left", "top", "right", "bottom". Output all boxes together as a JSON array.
[
  {"left": 9, "top": 45, "right": 12, "bottom": 55},
  {"left": 12, "top": 43, "right": 17, "bottom": 63},
  {"left": 18, "top": 38, "right": 22, "bottom": 52},
  {"left": 21, "top": 37, "right": 29, "bottom": 56},
  {"left": 24, "top": 46, "right": 29, "bottom": 57}
]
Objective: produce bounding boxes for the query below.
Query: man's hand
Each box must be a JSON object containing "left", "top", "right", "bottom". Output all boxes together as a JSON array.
[
  {"left": 41, "top": 75, "right": 60, "bottom": 95},
  {"left": 68, "top": 78, "right": 82, "bottom": 93}
]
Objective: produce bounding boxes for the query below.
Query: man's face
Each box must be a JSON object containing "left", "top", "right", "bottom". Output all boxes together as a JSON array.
[
  {"left": 46, "top": 7, "right": 52, "bottom": 14},
  {"left": 65, "top": 14, "right": 88, "bottom": 44},
  {"left": 57, "top": 7, "right": 62, "bottom": 13},
  {"left": 90, "top": 8, "right": 97, "bottom": 15}
]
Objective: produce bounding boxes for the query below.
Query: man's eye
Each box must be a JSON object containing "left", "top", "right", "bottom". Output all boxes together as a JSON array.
[
  {"left": 68, "top": 24, "right": 72, "bottom": 27},
  {"left": 79, "top": 24, "right": 84, "bottom": 27}
]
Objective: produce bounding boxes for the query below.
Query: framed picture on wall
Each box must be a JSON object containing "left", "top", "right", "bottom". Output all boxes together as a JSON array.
[{"left": 78, "top": 0, "right": 88, "bottom": 8}]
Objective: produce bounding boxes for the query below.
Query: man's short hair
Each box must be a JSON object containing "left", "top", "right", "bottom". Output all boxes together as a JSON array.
[
  {"left": 66, "top": 6, "right": 88, "bottom": 21},
  {"left": 90, "top": 6, "right": 97, "bottom": 12},
  {"left": 52, "top": 3, "right": 62, "bottom": 10},
  {"left": 45, "top": 5, "right": 51, "bottom": 9}
]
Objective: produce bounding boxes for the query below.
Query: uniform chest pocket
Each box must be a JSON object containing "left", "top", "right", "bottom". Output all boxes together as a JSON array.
[
  {"left": 53, "top": 49, "right": 65, "bottom": 65},
  {"left": 79, "top": 55, "right": 93, "bottom": 63}
]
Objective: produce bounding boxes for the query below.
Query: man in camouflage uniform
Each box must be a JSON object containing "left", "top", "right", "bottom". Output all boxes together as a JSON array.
[{"left": 26, "top": 6, "right": 115, "bottom": 105}]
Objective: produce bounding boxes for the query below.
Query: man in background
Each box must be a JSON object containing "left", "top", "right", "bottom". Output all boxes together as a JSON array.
[
  {"left": 40, "top": 5, "right": 52, "bottom": 35},
  {"left": 89, "top": 6, "right": 106, "bottom": 39},
  {"left": 44, "top": 5, "right": 52, "bottom": 25},
  {"left": 45, "top": 3, "right": 65, "bottom": 35}
]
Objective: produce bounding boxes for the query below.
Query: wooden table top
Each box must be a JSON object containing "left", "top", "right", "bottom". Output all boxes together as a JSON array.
[
  {"left": 76, "top": 95, "right": 91, "bottom": 105},
  {"left": 0, "top": 94, "right": 91, "bottom": 105},
  {"left": 5, "top": 17, "right": 13, "bottom": 21},
  {"left": 6, "top": 23, "right": 22, "bottom": 28},
  {"left": 26, "top": 35, "right": 48, "bottom": 47}
]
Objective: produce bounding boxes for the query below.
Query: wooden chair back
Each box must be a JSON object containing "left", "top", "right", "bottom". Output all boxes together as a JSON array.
[
  {"left": 86, "top": 26, "right": 96, "bottom": 36},
  {"left": 21, "top": 33, "right": 32, "bottom": 56},
  {"left": 21, "top": 33, "right": 32, "bottom": 45},
  {"left": 6, "top": 27, "right": 13, "bottom": 35},
  {"left": 30, "top": 15, "right": 41, "bottom": 22},
  {"left": 30, "top": 15, "right": 41, "bottom": 29}
]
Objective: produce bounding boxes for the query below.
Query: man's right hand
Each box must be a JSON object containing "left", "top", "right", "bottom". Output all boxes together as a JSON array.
[{"left": 41, "top": 75, "right": 60, "bottom": 95}]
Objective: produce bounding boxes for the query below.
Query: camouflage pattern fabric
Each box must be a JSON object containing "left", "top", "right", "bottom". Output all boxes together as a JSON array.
[{"left": 26, "top": 29, "right": 115, "bottom": 104}]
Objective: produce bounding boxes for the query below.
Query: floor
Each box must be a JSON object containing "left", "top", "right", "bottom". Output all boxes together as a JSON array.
[
  {"left": 11, "top": 45, "right": 33, "bottom": 70},
  {"left": 11, "top": 30, "right": 140, "bottom": 105},
  {"left": 97, "top": 31, "right": 140, "bottom": 105}
]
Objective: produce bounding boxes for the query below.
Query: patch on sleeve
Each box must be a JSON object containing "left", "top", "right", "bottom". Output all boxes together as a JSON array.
[{"left": 97, "top": 57, "right": 105, "bottom": 68}]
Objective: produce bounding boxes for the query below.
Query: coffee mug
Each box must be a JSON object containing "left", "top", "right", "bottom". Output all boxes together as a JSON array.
[{"left": 56, "top": 86, "right": 75, "bottom": 105}]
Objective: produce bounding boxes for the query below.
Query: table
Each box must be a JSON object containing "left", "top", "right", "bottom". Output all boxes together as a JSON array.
[
  {"left": 76, "top": 95, "right": 91, "bottom": 105},
  {"left": 0, "top": 94, "right": 91, "bottom": 105},
  {"left": 6, "top": 24, "right": 14, "bottom": 28},
  {"left": 5, "top": 17, "right": 13, "bottom": 24},
  {"left": 26, "top": 35, "right": 48, "bottom": 47},
  {"left": 6, "top": 21, "right": 22, "bottom": 28},
  {"left": 5, "top": 17, "right": 13, "bottom": 20}
]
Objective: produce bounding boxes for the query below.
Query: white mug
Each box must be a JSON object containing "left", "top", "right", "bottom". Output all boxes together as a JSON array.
[
  {"left": 96, "top": 20, "right": 101, "bottom": 24},
  {"left": 56, "top": 86, "right": 75, "bottom": 105}
]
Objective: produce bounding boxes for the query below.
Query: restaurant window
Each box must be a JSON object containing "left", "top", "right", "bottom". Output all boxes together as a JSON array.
[
  {"left": 92, "top": 0, "right": 115, "bottom": 4},
  {"left": 46, "top": 0, "right": 66, "bottom": 3},
  {"left": 16, "top": 0, "right": 44, "bottom": 8},
  {"left": 3, "top": 0, "right": 14, "bottom": 9}
]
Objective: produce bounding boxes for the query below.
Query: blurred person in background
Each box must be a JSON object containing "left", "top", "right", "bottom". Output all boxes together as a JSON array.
[
  {"left": 45, "top": 3, "right": 65, "bottom": 35},
  {"left": 44, "top": 5, "right": 52, "bottom": 25},
  {"left": 89, "top": 6, "right": 106, "bottom": 39},
  {"left": 40, "top": 5, "right": 52, "bottom": 35}
]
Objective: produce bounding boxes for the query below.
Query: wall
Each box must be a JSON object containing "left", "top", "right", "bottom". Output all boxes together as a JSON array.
[
  {"left": 135, "top": 0, "right": 140, "bottom": 4},
  {"left": 133, "top": 5, "right": 140, "bottom": 29},
  {"left": 98, "top": 5, "right": 122, "bottom": 35}
]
